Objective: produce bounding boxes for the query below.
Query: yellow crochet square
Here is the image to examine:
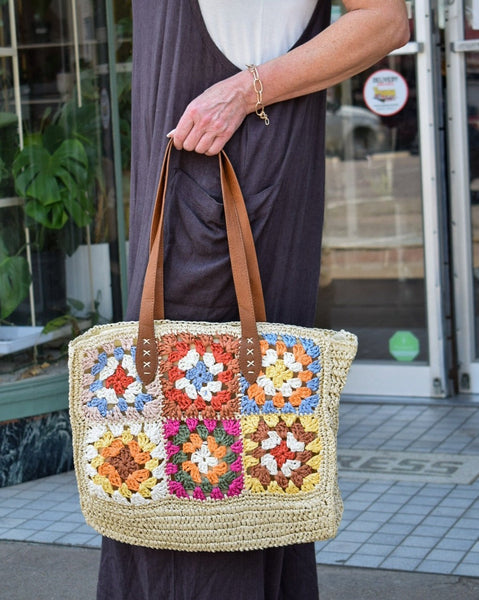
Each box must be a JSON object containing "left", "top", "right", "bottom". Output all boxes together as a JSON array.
[{"left": 242, "top": 415, "right": 322, "bottom": 494}]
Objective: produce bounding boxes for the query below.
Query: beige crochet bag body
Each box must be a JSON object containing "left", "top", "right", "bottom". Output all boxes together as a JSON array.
[{"left": 68, "top": 141, "right": 357, "bottom": 551}]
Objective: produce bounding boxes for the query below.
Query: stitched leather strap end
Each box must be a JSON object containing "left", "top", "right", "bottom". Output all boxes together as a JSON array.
[
  {"left": 240, "top": 335, "right": 262, "bottom": 385},
  {"left": 137, "top": 325, "right": 158, "bottom": 385}
]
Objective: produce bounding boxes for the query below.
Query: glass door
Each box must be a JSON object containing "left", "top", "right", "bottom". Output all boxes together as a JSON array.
[
  {"left": 446, "top": 0, "right": 479, "bottom": 392},
  {"left": 316, "top": 0, "right": 449, "bottom": 397}
]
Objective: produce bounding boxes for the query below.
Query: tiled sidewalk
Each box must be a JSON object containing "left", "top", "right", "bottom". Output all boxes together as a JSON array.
[
  {"left": 0, "top": 400, "right": 478, "bottom": 578},
  {"left": 315, "top": 401, "right": 479, "bottom": 577}
]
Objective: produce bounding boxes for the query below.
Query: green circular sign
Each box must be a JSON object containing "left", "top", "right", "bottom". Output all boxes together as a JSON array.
[{"left": 389, "top": 331, "right": 420, "bottom": 362}]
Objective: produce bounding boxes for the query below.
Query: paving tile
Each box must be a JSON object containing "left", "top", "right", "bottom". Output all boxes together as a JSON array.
[
  {"left": 391, "top": 482, "right": 424, "bottom": 492},
  {"left": 418, "top": 560, "right": 456, "bottom": 574},
  {"left": 2, "top": 528, "right": 37, "bottom": 541},
  {"left": 333, "top": 530, "right": 372, "bottom": 543},
  {"left": 434, "top": 537, "right": 476, "bottom": 551},
  {"left": 366, "top": 502, "right": 405, "bottom": 513},
  {"left": 73, "top": 523, "right": 98, "bottom": 535},
  {"left": 35, "top": 510, "right": 76, "bottom": 523},
  {"left": 416, "top": 486, "right": 452, "bottom": 497},
  {"left": 380, "top": 557, "right": 422, "bottom": 571},
  {"left": 346, "top": 492, "right": 381, "bottom": 503},
  {"left": 357, "top": 482, "right": 393, "bottom": 493},
  {"left": 410, "top": 525, "right": 450, "bottom": 538},
  {"left": 341, "top": 509, "right": 363, "bottom": 521},
  {"left": 453, "top": 564, "right": 479, "bottom": 577},
  {"left": 55, "top": 532, "right": 100, "bottom": 546},
  {"left": 26, "top": 530, "right": 66, "bottom": 544},
  {"left": 0, "top": 517, "right": 28, "bottom": 528},
  {"left": 59, "top": 512, "right": 88, "bottom": 524},
  {"left": 0, "top": 488, "right": 24, "bottom": 498},
  {"left": 453, "top": 518, "right": 479, "bottom": 530},
  {"left": 429, "top": 506, "right": 466, "bottom": 518},
  {"left": 379, "top": 442, "right": 411, "bottom": 450},
  {"left": 421, "top": 516, "right": 459, "bottom": 528},
  {"left": 315, "top": 551, "right": 351, "bottom": 564},
  {"left": 20, "top": 519, "right": 61, "bottom": 532},
  {"left": 345, "top": 555, "right": 384, "bottom": 568},
  {"left": 388, "top": 546, "right": 430, "bottom": 560},
  {"left": 343, "top": 501, "right": 375, "bottom": 511},
  {"left": 406, "top": 497, "right": 440, "bottom": 507},
  {"left": 0, "top": 498, "right": 33, "bottom": 509},
  {"left": 355, "top": 542, "right": 396, "bottom": 558},
  {"left": 25, "top": 481, "right": 64, "bottom": 492},
  {"left": 404, "top": 535, "right": 439, "bottom": 548},
  {"left": 398, "top": 504, "right": 433, "bottom": 516},
  {"left": 338, "top": 481, "right": 363, "bottom": 492},
  {"left": 447, "top": 488, "right": 479, "bottom": 499},
  {"left": 14, "top": 490, "right": 48, "bottom": 500},
  {"left": 426, "top": 549, "right": 467, "bottom": 563},
  {"left": 86, "top": 535, "right": 102, "bottom": 548},
  {"left": 344, "top": 520, "right": 381, "bottom": 533},
  {"left": 388, "top": 513, "right": 424, "bottom": 525},
  {"left": 46, "top": 521, "right": 81, "bottom": 533},
  {"left": 0, "top": 507, "right": 15, "bottom": 518},
  {"left": 6, "top": 508, "right": 43, "bottom": 520},
  {"left": 25, "top": 500, "right": 60, "bottom": 511},
  {"left": 446, "top": 527, "right": 479, "bottom": 541},
  {"left": 437, "top": 496, "right": 475, "bottom": 508},
  {"left": 374, "top": 494, "right": 415, "bottom": 504},
  {"left": 367, "top": 533, "right": 407, "bottom": 546},
  {"left": 460, "top": 552, "right": 479, "bottom": 565},
  {"left": 378, "top": 523, "right": 416, "bottom": 535}
]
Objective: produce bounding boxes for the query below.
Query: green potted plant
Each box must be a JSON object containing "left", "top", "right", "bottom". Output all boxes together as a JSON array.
[
  {"left": 10, "top": 124, "right": 93, "bottom": 321},
  {"left": 13, "top": 130, "right": 92, "bottom": 232}
]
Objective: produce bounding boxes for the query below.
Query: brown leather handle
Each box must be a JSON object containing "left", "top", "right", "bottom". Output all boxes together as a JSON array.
[{"left": 137, "top": 140, "right": 266, "bottom": 385}]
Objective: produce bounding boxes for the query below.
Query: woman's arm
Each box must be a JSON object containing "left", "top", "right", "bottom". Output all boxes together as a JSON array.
[{"left": 171, "top": 0, "right": 410, "bottom": 155}]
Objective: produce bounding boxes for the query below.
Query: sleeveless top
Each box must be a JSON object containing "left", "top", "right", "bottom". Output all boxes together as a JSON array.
[
  {"left": 126, "top": 0, "right": 331, "bottom": 330},
  {"left": 197, "top": 0, "right": 318, "bottom": 67}
]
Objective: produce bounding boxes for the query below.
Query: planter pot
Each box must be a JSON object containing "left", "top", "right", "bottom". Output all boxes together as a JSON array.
[
  {"left": 0, "top": 326, "right": 44, "bottom": 355},
  {"left": 12, "top": 250, "right": 67, "bottom": 325},
  {"left": 65, "top": 242, "right": 113, "bottom": 321},
  {"left": 0, "top": 319, "right": 90, "bottom": 356}
]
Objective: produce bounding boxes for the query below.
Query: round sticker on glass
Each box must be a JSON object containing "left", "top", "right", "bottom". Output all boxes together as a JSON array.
[{"left": 363, "top": 69, "right": 409, "bottom": 117}]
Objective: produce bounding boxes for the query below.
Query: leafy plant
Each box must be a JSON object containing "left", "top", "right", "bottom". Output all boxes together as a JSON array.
[
  {"left": 12, "top": 136, "right": 93, "bottom": 230},
  {"left": 0, "top": 236, "right": 31, "bottom": 320}
]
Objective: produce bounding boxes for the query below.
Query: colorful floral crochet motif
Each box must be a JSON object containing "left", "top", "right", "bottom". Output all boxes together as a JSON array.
[
  {"left": 158, "top": 333, "right": 240, "bottom": 419},
  {"left": 241, "top": 334, "right": 321, "bottom": 415},
  {"left": 85, "top": 422, "right": 167, "bottom": 504},
  {"left": 82, "top": 340, "right": 154, "bottom": 418},
  {"left": 243, "top": 414, "right": 322, "bottom": 494},
  {"left": 164, "top": 419, "right": 244, "bottom": 500}
]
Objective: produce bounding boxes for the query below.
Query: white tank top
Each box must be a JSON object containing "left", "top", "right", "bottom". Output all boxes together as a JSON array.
[{"left": 198, "top": 0, "right": 318, "bottom": 69}]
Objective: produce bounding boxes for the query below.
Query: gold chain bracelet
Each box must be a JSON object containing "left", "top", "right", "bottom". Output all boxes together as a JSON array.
[{"left": 246, "top": 64, "right": 270, "bottom": 126}]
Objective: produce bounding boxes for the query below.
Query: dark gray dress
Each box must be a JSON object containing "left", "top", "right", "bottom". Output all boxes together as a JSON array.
[{"left": 97, "top": 1, "right": 331, "bottom": 598}]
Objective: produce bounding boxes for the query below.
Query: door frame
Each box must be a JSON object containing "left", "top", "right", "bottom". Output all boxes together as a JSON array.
[
  {"left": 344, "top": 0, "right": 449, "bottom": 398},
  {"left": 446, "top": 0, "right": 479, "bottom": 393}
]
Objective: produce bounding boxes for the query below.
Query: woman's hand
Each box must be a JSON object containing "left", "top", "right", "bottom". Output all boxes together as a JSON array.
[{"left": 169, "top": 70, "right": 252, "bottom": 156}]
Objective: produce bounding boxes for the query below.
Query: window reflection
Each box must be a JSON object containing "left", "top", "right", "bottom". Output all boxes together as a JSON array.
[
  {"left": 317, "top": 53, "right": 427, "bottom": 362},
  {"left": 0, "top": 1, "right": 132, "bottom": 382}
]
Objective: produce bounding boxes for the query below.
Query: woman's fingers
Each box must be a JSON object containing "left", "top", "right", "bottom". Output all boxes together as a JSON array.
[{"left": 169, "top": 74, "right": 250, "bottom": 155}]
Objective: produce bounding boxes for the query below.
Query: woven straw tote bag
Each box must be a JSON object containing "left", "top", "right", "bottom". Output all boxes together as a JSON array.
[{"left": 68, "top": 140, "right": 358, "bottom": 551}]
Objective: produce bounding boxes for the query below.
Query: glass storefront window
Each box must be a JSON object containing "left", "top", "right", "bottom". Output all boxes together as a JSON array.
[
  {"left": 316, "top": 25, "right": 428, "bottom": 363},
  {"left": 0, "top": 1, "right": 131, "bottom": 386}
]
